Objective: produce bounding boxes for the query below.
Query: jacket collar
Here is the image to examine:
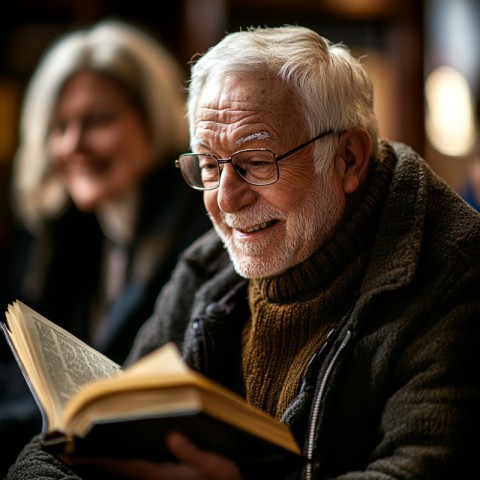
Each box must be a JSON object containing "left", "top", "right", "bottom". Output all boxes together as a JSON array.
[{"left": 360, "top": 142, "right": 426, "bottom": 298}]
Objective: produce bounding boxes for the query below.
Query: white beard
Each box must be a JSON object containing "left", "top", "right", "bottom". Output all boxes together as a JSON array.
[{"left": 211, "top": 165, "right": 345, "bottom": 279}]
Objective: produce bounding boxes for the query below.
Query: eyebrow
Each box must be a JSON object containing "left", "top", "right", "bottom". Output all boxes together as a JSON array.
[
  {"left": 190, "top": 130, "right": 272, "bottom": 150},
  {"left": 236, "top": 130, "right": 272, "bottom": 146}
]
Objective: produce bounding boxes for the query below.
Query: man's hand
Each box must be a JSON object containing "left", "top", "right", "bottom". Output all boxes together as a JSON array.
[{"left": 63, "top": 431, "right": 243, "bottom": 480}]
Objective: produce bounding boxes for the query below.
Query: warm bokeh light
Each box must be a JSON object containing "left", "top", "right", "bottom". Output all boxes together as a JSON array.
[{"left": 425, "top": 66, "right": 476, "bottom": 156}]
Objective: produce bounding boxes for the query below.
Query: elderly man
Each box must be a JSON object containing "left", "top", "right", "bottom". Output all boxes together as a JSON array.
[{"left": 6, "top": 25, "right": 480, "bottom": 480}]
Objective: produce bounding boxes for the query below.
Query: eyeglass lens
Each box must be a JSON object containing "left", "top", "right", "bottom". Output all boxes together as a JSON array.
[{"left": 180, "top": 150, "right": 279, "bottom": 189}]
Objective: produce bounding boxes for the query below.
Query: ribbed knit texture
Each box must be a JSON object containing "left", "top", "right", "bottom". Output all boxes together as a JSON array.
[{"left": 241, "top": 145, "right": 396, "bottom": 419}]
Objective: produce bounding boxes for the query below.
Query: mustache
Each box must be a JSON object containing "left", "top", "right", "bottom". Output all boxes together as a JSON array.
[{"left": 220, "top": 204, "right": 287, "bottom": 229}]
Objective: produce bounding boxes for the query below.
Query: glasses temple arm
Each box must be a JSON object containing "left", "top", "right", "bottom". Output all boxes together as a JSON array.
[{"left": 276, "top": 130, "right": 335, "bottom": 161}]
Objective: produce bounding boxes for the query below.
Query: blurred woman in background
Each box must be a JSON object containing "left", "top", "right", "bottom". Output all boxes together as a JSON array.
[{"left": 0, "top": 19, "right": 210, "bottom": 474}]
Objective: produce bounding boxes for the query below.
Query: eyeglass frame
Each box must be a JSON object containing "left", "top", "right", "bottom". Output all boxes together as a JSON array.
[{"left": 175, "top": 129, "right": 336, "bottom": 191}]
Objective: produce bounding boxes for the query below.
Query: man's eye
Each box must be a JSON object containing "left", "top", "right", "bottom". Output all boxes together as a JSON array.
[
  {"left": 239, "top": 154, "right": 275, "bottom": 170},
  {"left": 199, "top": 158, "right": 217, "bottom": 170},
  {"left": 248, "top": 159, "right": 274, "bottom": 167}
]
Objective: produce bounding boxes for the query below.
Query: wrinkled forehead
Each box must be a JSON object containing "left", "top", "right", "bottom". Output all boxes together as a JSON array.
[{"left": 194, "top": 73, "right": 306, "bottom": 137}]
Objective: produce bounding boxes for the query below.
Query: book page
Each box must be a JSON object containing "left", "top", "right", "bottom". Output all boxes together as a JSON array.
[
  {"left": 63, "top": 343, "right": 192, "bottom": 421},
  {"left": 5, "top": 301, "right": 121, "bottom": 431},
  {"left": 122, "top": 342, "right": 190, "bottom": 377}
]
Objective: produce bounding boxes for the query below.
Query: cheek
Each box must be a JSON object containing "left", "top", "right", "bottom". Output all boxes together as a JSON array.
[
  {"left": 266, "top": 171, "right": 315, "bottom": 210},
  {"left": 281, "top": 163, "right": 312, "bottom": 186},
  {"left": 112, "top": 129, "right": 152, "bottom": 173},
  {"left": 47, "top": 135, "right": 70, "bottom": 169},
  {"left": 100, "top": 115, "right": 148, "bottom": 156},
  {"left": 274, "top": 154, "right": 320, "bottom": 194},
  {"left": 99, "top": 128, "right": 130, "bottom": 155}
]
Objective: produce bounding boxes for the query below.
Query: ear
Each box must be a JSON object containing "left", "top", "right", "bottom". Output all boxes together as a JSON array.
[{"left": 334, "top": 128, "right": 372, "bottom": 194}]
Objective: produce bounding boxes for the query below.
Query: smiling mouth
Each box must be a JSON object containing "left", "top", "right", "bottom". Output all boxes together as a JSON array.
[
  {"left": 238, "top": 220, "right": 277, "bottom": 233},
  {"left": 68, "top": 160, "right": 110, "bottom": 175}
]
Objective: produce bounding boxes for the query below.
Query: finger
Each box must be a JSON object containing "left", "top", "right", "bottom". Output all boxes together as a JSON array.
[
  {"left": 166, "top": 432, "right": 206, "bottom": 463},
  {"left": 166, "top": 432, "right": 242, "bottom": 479}
]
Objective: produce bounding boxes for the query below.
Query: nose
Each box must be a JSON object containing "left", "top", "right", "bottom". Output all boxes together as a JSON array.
[{"left": 216, "top": 163, "right": 255, "bottom": 213}]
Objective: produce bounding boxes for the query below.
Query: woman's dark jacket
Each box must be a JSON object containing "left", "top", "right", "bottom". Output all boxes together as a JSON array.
[
  {"left": 0, "top": 161, "right": 211, "bottom": 476},
  {"left": 5, "top": 142, "right": 480, "bottom": 479}
]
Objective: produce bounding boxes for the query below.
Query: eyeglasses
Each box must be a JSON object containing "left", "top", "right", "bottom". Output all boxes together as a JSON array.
[{"left": 175, "top": 129, "right": 335, "bottom": 191}]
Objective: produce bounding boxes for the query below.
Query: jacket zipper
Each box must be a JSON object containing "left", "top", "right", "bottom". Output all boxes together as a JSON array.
[{"left": 305, "top": 330, "right": 352, "bottom": 480}]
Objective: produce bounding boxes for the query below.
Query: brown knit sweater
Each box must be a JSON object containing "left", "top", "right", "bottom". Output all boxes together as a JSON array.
[{"left": 241, "top": 147, "right": 395, "bottom": 419}]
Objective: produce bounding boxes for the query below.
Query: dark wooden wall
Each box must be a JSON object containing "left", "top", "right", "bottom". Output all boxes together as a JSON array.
[{"left": 0, "top": 0, "right": 426, "bottom": 244}]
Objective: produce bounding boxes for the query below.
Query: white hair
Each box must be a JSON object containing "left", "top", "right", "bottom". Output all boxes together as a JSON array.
[
  {"left": 13, "top": 19, "right": 188, "bottom": 229},
  {"left": 186, "top": 25, "right": 379, "bottom": 174}
]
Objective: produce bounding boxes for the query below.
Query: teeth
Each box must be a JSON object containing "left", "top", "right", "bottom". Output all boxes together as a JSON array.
[{"left": 244, "top": 221, "right": 271, "bottom": 233}]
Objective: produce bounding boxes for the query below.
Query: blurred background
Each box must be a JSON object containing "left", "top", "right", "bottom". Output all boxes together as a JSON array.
[{"left": 1, "top": 0, "right": 479, "bottom": 236}]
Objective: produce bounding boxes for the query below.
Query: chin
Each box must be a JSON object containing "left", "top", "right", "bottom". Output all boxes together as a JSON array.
[{"left": 229, "top": 249, "right": 289, "bottom": 279}]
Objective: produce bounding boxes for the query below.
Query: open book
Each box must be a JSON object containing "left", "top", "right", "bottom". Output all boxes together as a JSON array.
[{"left": 1, "top": 300, "right": 302, "bottom": 468}]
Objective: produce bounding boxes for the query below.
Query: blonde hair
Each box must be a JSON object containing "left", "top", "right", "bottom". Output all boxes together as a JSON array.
[{"left": 13, "top": 19, "right": 188, "bottom": 229}]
